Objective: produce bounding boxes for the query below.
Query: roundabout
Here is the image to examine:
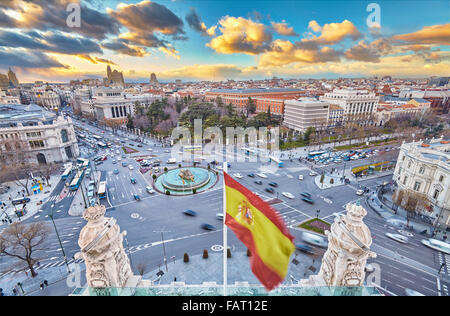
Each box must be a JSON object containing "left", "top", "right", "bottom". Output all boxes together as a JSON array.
[{"left": 154, "top": 166, "right": 219, "bottom": 196}]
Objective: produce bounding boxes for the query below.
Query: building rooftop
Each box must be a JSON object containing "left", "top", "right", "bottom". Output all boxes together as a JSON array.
[
  {"left": 207, "top": 88, "right": 303, "bottom": 94},
  {"left": 0, "top": 103, "right": 56, "bottom": 128}
]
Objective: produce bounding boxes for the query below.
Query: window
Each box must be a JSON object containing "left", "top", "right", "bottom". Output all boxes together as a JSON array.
[
  {"left": 433, "top": 190, "right": 440, "bottom": 200},
  {"left": 419, "top": 166, "right": 425, "bottom": 174},
  {"left": 439, "top": 175, "right": 444, "bottom": 182},
  {"left": 61, "top": 129, "right": 69, "bottom": 143},
  {"left": 403, "top": 176, "right": 408, "bottom": 185},
  {"left": 413, "top": 181, "right": 421, "bottom": 191}
]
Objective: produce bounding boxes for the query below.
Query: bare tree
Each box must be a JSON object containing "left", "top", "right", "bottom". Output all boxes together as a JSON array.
[
  {"left": 136, "top": 263, "right": 148, "bottom": 276},
  {"left": 0, "top": 222, "right": 51, "bottom": 277}
]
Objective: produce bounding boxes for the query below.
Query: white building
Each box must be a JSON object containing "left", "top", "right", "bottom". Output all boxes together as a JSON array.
[
  {"left": 80, "top": 87, "right": 162, "bottom": 123},
  {"left": 0, "top": 104, "right": 79, "bottom": 164},
  {"left": 283, "top": 98, "right": 330, "bottom": 132},
  {"left": 0, "top": 90, "right": 20, "bottom": 104},
  {"left": 393, "top": 138, "right": 450, "bottom": 229},
  {"left": 320, "top": 89, "right": 379, "bottom": 125}
]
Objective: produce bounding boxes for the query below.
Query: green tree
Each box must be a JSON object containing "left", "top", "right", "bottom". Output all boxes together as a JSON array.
[{"left": 246, "top": 97, "right": 256, "bottom": 117}]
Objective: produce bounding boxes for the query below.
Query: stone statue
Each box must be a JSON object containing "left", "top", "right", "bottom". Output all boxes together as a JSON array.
[
  {"left": 179, "top": 168, "right": 195, "bottom": 183},
  {"left": 75, "top": 205, "right": 133, "bottom": 288},
  {"left": 318, "top": 202, "right": 376, "bottom": 286}
]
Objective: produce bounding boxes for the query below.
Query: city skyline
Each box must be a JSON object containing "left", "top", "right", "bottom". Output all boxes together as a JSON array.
[{"left": 0, "top": 0, "right": 449, "bottom": 83}]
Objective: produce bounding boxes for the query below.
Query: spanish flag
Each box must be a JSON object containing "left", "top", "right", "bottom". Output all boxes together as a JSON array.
[{"left": 224, "top": 172, "right": 295, "bottom": 291}]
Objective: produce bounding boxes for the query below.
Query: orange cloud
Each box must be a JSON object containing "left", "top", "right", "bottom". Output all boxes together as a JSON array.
[
  {"left": 392, "top": 24, "right": 450, "bottom": 45},
  {"left": 158, "top": 46, "right": 180, "bottom": 59},
  {"left": 206, "top": 16, "right": 272, "bottom": 54},
  {"left": 271, "top": 21, "right": 298, "bottom": 36},
  {"left": 305, "top": 19, "right": 361, "bottom": 44}
]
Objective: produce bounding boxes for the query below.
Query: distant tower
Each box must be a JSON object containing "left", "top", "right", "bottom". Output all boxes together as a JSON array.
[
  {"left": 107, "top": 65, "right": 112, "bottom": 81},
  {"left": 7, "top": 68, "right": 19, "bottom": 87},
  {"left": 150, "top": 73, "right": 158, "bottom": 85}
]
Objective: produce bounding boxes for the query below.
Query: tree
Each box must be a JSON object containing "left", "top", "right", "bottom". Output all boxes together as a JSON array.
[
  {"left": 246, "top": 97, "right": 256, "bottom": 117},
  {"left": 0, "top": 222, "right": 51, "bottom": 277},
  {"left": 202, "top": 249, "right": 209, "bottom": 259},
  {"left": 137, "top": 263, "right": 148, "bottom": 276},
  {"left": 39, "top": 163, "right": 59, "bottom": 186},
  {"left": 320, "top": 174, "right": 325, "bottom": 188}
]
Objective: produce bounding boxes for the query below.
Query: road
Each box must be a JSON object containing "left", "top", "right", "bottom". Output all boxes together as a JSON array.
[{"left": 1, "top": 115, "right": 448, "bottom": 296}]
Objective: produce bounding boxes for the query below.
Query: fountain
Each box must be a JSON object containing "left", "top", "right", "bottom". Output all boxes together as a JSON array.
[{"left": 154, "top": 166, "right": 218, "bottom": 195}]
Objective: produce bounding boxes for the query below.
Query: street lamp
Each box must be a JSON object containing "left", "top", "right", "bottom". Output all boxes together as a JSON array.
[
  {"left": 154, "top": 229, "right": 170, "bottom": 273},
  {"left": 48, "top": 204, "right": 71, "bottom": 273}
]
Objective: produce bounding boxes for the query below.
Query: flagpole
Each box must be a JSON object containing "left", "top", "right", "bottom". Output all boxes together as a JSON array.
[{"left": 223, "top": 161, "right": 228, "bottom": 297}]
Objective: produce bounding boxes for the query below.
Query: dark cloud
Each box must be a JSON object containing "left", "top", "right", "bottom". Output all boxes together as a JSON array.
[
  {"left": 344, "top": 38, "right": 392, "bottom": 62},
  {"left": 0, "top": 30, "right": 103, "bottom": 55},
  {"left": 102, "top": 39, "right": 147, "bottom": 57},
  {"left": 109, "top": 1, "right": 185, "bottom": 36},
  {"left": 0, "top": 49, "right": 67, "bottom": 68},
  {"left": 0, "top": 0, "right": 119, "bottom": 40},
  {"left": 185, "top": 8, "right": 206, "bottom": 33}
]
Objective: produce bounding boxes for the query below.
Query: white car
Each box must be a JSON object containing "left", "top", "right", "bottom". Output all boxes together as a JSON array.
[
  {"left": 128, "top": 165, "right": 134, "bottom": 170},
  {"left": 146, "top": 186, "right": 155, "bottom": 194},
  {"left": 118, "top": 157, "right": 122, "bottom": 161},
  {"left": 298, "top": 174, "right": 304, "bottom": 180},
  {"left": 385, "top": 233, "right": 409, "bottom": 244},
  {"left": 282, "top": 192, "right": 295, "bottom": 199},
  {"left": 233, "top": 173, "right": 243, "bottom": 179},
  {"left": 356, "top": 189, "right": 365, "bottom": 196},
  {"left": 421, "top": 238, "right": 450, "bottom": 255},
  {"left": 257, "top": 173, "right": 268, "bottom": 178},
  {"left": 216, "top": 213, "right": 224, "bottom": 221},
  {"left": 309, "top": 171, "right": 318, "bottom": 176}
]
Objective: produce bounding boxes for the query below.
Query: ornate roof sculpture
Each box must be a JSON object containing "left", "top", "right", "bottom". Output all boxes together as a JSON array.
[{"left": 76, "top": 205, "right": 133, "bottom": 288}]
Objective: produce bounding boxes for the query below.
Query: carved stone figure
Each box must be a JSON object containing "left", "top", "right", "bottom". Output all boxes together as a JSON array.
[
  {"left": 318, "top": 202, "right": 376, "bottom": 286},
  {"left": 76, "top": 205, "right": 133, "bottom": 288},
  {"left": 179, "top": 168, "right": 195, "bottom": 183}
]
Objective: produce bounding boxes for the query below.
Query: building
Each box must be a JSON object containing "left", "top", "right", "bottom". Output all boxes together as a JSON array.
[
  {"left": 150, "top": 73, "right": 158, "bottom": 85},
  {"left": 205, "top": 88, "right": 304, "bottom": 113},
  {"left": 327, "top": 104, "right": 345, "bottom": 128},
  {"left": 7, "top": 68, "right": 19, "bottom": 87},
  {"left": 393, "top": 138, "right": 450, "bottom": 230},
  {"left": 80, "top": 87, "right": 162, "bottom": 124},
  {"left": 429, "top": 76, "right": 449, "bottom": 87},
  {"left": 106, "top": 65, "right": 125, "bottom": 86},
  {"left": 0, "top": 90, "right": 20, "bottom": 104},
  {"left": 399, "top": 88, "right": 450, "bottom": 114},
  {"left": 0, "top": 104, "right": 79, "bottom": 164},
  {"left": 283, "top": 98, "right": 330, "bottom": 132},
  {"left": 0, "top": 74, "right": 9, "bottom": 89},
  {"left": 320, "top": 89, "right": 379, "bottom": 125}
]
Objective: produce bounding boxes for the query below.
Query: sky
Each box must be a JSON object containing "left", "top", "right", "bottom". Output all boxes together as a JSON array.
[{"left": 0, "top": 0, "right": 449, "bottom": 82}]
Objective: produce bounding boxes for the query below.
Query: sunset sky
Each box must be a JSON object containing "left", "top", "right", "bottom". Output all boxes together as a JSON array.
[{"left": 0, "top": 0, "right": 449, "bottom": 82}]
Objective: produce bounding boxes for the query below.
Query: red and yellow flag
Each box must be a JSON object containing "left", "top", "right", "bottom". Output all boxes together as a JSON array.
[{"left": 224, "top": 172, "right": 295, "bottom": 291}]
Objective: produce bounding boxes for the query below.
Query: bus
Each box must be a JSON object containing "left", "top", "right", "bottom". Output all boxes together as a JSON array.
[
  {"left": 307, "top": 150, "right": 327, "bottom": 160},
  {"left": 242, "top": 147, "right": 256, "bottom": 155},
  {"left": 97, "top": 142, "right": 108, "bottom": 149},
  {"left": 269, "top": 156, "right": 284, "bottom": 168},
  {"left": 77, "top": 158, "right": 90, "bottom": 170},
  {"left": 183, "top": 145, "right": 202, "bottom": 152},
  {"left": 61, "top": 167, "right": 72, "bottom": 180},
  {"left": 98, "top": 181, "right": 107, "bottom": 199},
  {"left": 69, "top": 170, "right": 85, "bottom": 191}
]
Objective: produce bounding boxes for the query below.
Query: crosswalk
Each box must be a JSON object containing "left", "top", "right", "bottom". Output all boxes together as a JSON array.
[
  {"left": 0, "top": 258, "right": 85, "bottom": 278},
  {"left": 46, "top": 191, "right": 77, "bottom": 202}
]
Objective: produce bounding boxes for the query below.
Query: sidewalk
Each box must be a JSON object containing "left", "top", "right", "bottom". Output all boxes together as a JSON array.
[
  {"left": 0, "top": 262, "right": 85, "bottom": 296},
  {"left": 142, "top": 251, "right": 321, "bottom": 286},
  {"left": 0, "top": 175, "right": 61, "bottom": 227}
]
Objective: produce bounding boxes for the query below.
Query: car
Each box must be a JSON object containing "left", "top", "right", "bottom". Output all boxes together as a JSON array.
[
  {"left": 301, "top": 197, "right": 314, "bottom": 204},
  {"left": 385, "top": 233, "right": 409, "bottom": 244},
  {"left": 112, "top": 160, "right": 116, "bottom": 164},
  {"left": 405, "top": 289, "right": 425, "bottom": 296},
  {"left": 165, "top": 150, "right": 170, "bottom": 153},
  {"left": 216, "top": 213, "right": 224, "bottom": 221},
  {"left": 136, "top": 158, "right": 144, "bottom": 162},
  {"left": 122, "top": 155, "right": 126, "bottom": 158},
  {"left": 282, "top": 192, "right": 294, "bottom": 199},
  {"left": 257, "top": 173, "right": 268, "bottom": 178},
  {"left": 130, "top": 178, "right": 137, "bottom": 184},
  {"left": 254, "top": 180, "right": 263, "bottom": 185},
  {"left": 153, "top": 167, "right": 160, "bottom": 173},
  {"left": 265, "top": 187, "right": 275, "bottom": 194},
  {"left": 309, "top": 171, "right": 318, "bottom": 176},
  {"left": 233, "top": 173, "right": 243, "bottom": 179},
  {"left": 113, "top": 169, "right": 119, "bottom": 174},
  {"left": 122, "top": 162, "right": 128, "bottom": 167},
  {"left": 356, "top": 189, "right": 364, "bottom": 196},
  {"left": 421, "top": 238, "right": 450, "bottom": 255},
  {"left": 101, "top": 156, "right": 107, "bottom": 161},
  {"left": 133, "top": 194, "right": 140, "bottom": 201},
  {"left": 146, "top": 186, "right": 155, "bottom": 194},
  {"left": 137, "top": 144, "right": 143, "bottom": 147},
  {"left": 128, "top": 165, "right": 134, "bottom": 170},
  {"left": 295, "top": 243, "right": 314, "bottom": 255},
  {"left": 183, "top": 209, "right": 197, "bottom": 216},
  {"left": 268, "top": 182, "right": 278, "bottom": 187},
  {"left": 301, "top": 192, "right": 311, "bottom": 198},
  {"left": 302, "top": 232, "right": 328, "bottom": 248},
  {"left": 247, "top": 173, "right": 255, "bottom": 178},
  {"left": 298, "top": 174, "right": 304, "bottom": 180},
  {"left": 95, "top": 161, "right": 103, "bottom": 166},
  {"left": 200, "top": 223, "right": 216, "bottom": 231},
  {"left": 118, "top": 157, "right": 122, "bottom": 162}
]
